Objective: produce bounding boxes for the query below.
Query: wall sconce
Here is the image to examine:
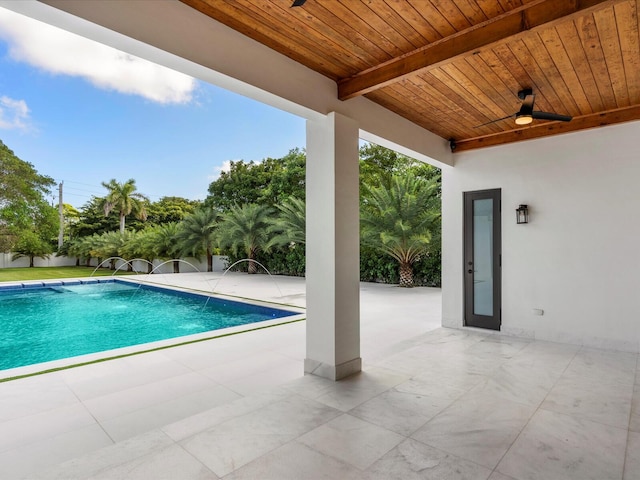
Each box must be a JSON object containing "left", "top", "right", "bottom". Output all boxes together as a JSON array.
[{"left": 516, "top": 204, "right": 529, "bottom": 224}]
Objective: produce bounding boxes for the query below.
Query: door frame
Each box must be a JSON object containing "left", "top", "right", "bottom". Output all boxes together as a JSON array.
[{"left": 463, "top": 188, "right": 502, "bottom": 330}]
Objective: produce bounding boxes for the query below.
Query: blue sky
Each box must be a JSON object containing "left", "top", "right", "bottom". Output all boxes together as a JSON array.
[{"left": 0, "top": 7, "right": 306, "bottom": 208}]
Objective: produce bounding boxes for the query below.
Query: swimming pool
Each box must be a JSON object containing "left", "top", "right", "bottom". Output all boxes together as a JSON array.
[{"left": 0, "top": 279, "right": 299, "bottom": 371}]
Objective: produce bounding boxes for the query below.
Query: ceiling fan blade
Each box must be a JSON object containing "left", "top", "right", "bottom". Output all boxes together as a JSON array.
[
  {"left": 474, "top": 113, "right": 515, "bottom": 128},
  {"left": 532, "top": 111, "right": 573, "bottom": 122},
  {"left": 291, "top": 0, "right": 306, "bottom": 6}
]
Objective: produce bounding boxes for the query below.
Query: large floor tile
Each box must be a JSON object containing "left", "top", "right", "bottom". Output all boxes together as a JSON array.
[
  {"left": 312, "top": 368, "right": 408, "bottom": 412},
  {"left": 465, "top": 336, "right": 531, "bottom": 359},
  {"left": 297, "top": 414, "right": 404, "bottom": 470},
  {"left": 497, "top": 409, "right": 627, "bottom": 480},
  {"left": 349, "top": 389, "right": 452, "bottom": 436},
  {"left": 563, "top": 348, "right": 637, "bottom": 386},
  {"left": 423, "top": 328, "right": 488, "bottom": 348},
  {"left": 404, "top": 365, "right": 488, "bottom": 398},
  {"left": 221, "top": 359, "right": 302, "bottom": 396},
  {"left": 624, "top": 431, "right": 640, "bottom": 480},
  {"left": 60, "top": 355, "right": 193, "bottom": 401},
  {"left": 0, "top": 374, "right": 78, "bottom": 422},
  {"left": 630, "top": 384, "right": 640, "bottom": 433},
  {"left": 0, "top": 403, "right": 96, "bottom": 452},
  {"left": 509, "top": 340, "right": 579, "bottom": 369},
  {"left": 90, "top": 443, "right": 217, "bottom": 480},
  {"left": 0, "top": 424, "right": 113, "bottom": 479},
  {"left": 487, "top": 472, "right": 517, "bottom": 480},
  {"left": 32, "top": 430, "right": 176, "bottom": 479},
  {"left": 100, "top": 384, "right": 241, "bottom": 441},
  {"left": 179, "top": 421, "right": 290, "bottom": 477},
  {"left": 83, "top": 371, "right": 220, "bottom": 422},
  {"left": 365, "top": 438, "right": 492, "bottom": 480},
  {"left": 281, "top": 372, "right": 337, "bottom": 399},
  {"left": 411, "top": 392, "right": 535, "bottom": 469},
  {"left": 199, "top": 351, "right": 296, "bottom": 384},
  {"left": 224, "top": 441, "right": 362, "bottom": 480},
  {"left": 541, "top": 375, "right": 633, "bottom": 428},
  {"left": 468, "top": 364, "right": 556, "bottom": 407},
  {"left": 180, "top": 395, "right": 340, "bottom": 477},
  {"left": 394, "top": 377, "right": 468, "bottom": 402},
  {"left": 441, "top": 351, "right": 506, "bottom": 376},
  {"left": 162, "top": 390, "right": 287, "bottom": 442},
  {"left": 374, "top": 344, "right": 452, "bottom": 376}
]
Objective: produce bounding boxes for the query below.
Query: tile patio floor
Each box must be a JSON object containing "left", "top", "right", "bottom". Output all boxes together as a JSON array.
[{"left": 0, "top": 273, "right": 638, "bottom": 479}]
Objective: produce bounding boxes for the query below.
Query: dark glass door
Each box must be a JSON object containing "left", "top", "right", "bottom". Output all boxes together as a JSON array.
[{"left": 464, "top": 189, "right": 501, "bottom": 330}]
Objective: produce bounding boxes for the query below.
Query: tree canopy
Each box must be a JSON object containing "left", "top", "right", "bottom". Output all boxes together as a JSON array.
[
  {"left": 359, "top": 143, "right": 440, "bottom": 191},
  {"left": 146, "top": 196, "right": 201, "bottom": 225},
  {"left": 0, "top": 140, "right": 58, "bottom": 253},
  {"left": 0, "top": 140, "right": 55, "bottom": 209},
  {"left": 205, "top": 148, "right": 305, "bottom": 210}
]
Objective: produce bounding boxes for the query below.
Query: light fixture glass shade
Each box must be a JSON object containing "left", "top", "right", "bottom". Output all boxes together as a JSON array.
[
  {"left": 516, "top": 204, "right": 529, "bottom": 224},
  {"left": 515, "top": 114, "right": 533, "bottom": 125}
]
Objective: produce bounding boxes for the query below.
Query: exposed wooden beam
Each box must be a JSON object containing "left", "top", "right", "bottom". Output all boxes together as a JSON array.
[
  {"left": 452, "top": 105, "right": 640, "bottom": 152},
  {"left": 338, "top": 0, "right": 615, "bottom": 100}
]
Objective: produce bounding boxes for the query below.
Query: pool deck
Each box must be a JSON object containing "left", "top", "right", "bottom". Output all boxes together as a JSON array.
[
  {"left": 1, "top": 272, "right": 638, "bottom": 479},
  {"left": 0, "top": 272, "right": 441, "bottom": 478}
]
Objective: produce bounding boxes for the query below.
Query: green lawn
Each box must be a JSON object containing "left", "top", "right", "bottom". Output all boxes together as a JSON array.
[{"left": 0, "top": 266, "right": 135, "bottom": 282}]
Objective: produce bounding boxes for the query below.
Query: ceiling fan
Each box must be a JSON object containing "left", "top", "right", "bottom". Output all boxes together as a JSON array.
[
  {"left": 291, "top": 0, "right": 306, "bottom": 6},
  {"left": 475, "top": 89, "right": 572, "bottom": 128}
]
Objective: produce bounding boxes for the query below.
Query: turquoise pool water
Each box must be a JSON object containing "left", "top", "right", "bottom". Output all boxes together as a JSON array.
[{"left": 0, "top": 280, "right": 297, "bottom": 371}]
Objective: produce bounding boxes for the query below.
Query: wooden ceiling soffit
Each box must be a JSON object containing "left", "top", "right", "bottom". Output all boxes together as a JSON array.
[
  {"left": 338, "top": 0, "right": 615, "bottom": 101},
  {"left": 451, "top": 105, "right": 640, "bottom": 152}
]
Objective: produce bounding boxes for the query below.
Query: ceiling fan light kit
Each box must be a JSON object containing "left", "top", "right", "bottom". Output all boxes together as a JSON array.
[
  {"left": 474, "top": 88, "right": 572, "bottom": 129},
  {"left": 515, "top": 114, "right": 533, "bottom": 125}
]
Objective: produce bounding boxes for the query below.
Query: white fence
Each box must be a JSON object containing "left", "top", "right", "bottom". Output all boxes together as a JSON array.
[
  {"left": 0, "top": 253, "right": 77, "bottom": 269},
  {"left": 0, "top": 253, "right": 229, "bottom": 273}
]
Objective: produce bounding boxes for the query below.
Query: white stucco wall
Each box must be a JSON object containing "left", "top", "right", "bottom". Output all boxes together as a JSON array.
[
  {"left": 0, "top": 255, "right": 228, "bottom": 272},
  {"left": 0, "top": 253, "right": 78, "bottom": 268},
  {"left": 442, "top": 120, "right": 640, "bottom": 352}
]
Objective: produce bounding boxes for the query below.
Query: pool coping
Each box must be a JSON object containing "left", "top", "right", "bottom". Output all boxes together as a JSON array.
[{"left": 0, "top": 277, "right": 306, "bottom": 382}]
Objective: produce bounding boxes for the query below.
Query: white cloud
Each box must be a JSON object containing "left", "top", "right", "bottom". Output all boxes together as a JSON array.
[
  {"left": 208, "top": 160, "right": 234, "bottom": 181},
  {"left": 0, "top": 95, "right": 30, "bottom": 130},
  {"left": 0, "top": 8, "right": 196, "bottom": 104}
]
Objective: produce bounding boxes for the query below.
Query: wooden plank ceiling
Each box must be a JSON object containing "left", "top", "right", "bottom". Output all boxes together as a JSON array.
[{"left": 181, "top": 0, "right": 640, "bottom": 152}]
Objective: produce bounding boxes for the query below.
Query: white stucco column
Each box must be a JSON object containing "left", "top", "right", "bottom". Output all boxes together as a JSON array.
[{"left": 305, "top": 112, "right": 361, "bottom": 381}]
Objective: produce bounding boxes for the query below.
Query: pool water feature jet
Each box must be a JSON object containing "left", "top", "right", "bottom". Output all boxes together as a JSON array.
[
  {"left": 112, "top": 258, "right": 154, "bottom": 276},
  {"left": 148, "top": 259, "right": 201, "bottom": 276},
  {"left": 130, "top": 259, "right": 203, "bottom": 298},
  {"left": 205, "top": 259, "right": 283, "bottom": 310},
  {"left": 90, "top": 256, "right": 129, "bottom": 276}
]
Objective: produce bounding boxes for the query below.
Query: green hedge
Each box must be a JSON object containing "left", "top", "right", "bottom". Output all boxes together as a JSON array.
[{"left": 225, "top": 241, "right": 441, "bottom": 287}]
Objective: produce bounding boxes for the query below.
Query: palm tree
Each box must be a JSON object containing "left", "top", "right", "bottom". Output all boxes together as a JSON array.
[
  {"left": 101, "top": 178, "right": 149, "bottom": 234},
  {"left": 119, "top": 229, "right": 157, "bottom": 273},
  {"left": 177, "top": 208, "right": 219, "bottom": 272},
  {"left": 219, "top": 203, "right": 274, "bottom": 274},
  {"left": 268, "top": 196, "right": 305, "bottom": 247},
  {"left": 67, "top": 236, "right": 95, "bottom": 267},
  {"left": 152, "top": 222, "right": 182, "bottom": 273},
  {"left": 90, "top": 231, "right": 132, "bottom": 269},
  {"left": 360, "top": 173, "right": 440, "bottom": 287}
]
